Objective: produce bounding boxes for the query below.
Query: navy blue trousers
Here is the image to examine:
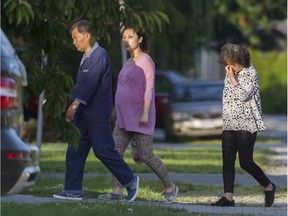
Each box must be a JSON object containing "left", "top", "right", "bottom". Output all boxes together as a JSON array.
[{"left": 64, "top": 115, "right": 134, "bottom": 193}]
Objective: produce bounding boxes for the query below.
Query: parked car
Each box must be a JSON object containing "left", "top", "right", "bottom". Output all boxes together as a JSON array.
[
  {"left": 1, "top": 28, "right": 40, "bottom": 196},
  {"left": 164, "top": 80, "right": 224, "bottom": 142},
  {"left": 155, "top": 70, "right": 188, "bottom": 128}
]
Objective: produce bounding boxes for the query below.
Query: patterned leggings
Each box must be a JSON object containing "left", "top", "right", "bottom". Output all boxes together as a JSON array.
[
  {"left": 222, "top": 130, "right": 271, "bottom": 193},
  {"left": 112, "top": 125, "right": 172, "bottom": 189}
]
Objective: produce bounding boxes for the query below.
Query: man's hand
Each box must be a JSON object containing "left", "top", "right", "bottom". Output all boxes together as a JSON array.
[{"left": 66, "top": 100, "right": 80, "bottom": 122}]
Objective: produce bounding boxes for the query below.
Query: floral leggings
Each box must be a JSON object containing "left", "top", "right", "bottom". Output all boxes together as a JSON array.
[{"left": 112, "top": 125, "right": 172, "bottom": 190}]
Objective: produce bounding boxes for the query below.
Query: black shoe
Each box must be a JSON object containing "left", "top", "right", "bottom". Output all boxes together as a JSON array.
[
  {"left": 264, "top": 182, "right": 276, "bottom": 207},
  {"left": 211, "top": 197, "right": 235, "bottom": 207}
]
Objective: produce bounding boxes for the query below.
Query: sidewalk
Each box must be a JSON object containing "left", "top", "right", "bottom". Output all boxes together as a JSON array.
[
  {"left": 1, "top": 194, "right": 287, "bottom": 216},
  {"left": 2, "top": 148, "right": 286, "bottom": 216},
  {"left": 2, "top": 167, "right": 287, "bottom": 216},
  {"left": 32, "top": 171, "right": 287, "bottom": 187}
]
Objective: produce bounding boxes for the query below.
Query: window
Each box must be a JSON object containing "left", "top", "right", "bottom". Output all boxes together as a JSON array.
[{"left": 172, "top": 84, "right": 223, "bottom": 102}]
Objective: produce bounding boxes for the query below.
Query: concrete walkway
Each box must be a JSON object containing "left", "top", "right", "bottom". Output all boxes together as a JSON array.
[
  {"left": 2, "top": 144, "right": 287, "bottom": 216},
  {"left": 1, "top": 194, "right": 287, "bottom": 216},
  {"left": 2, "top": 150, "right": 287, "bottom": 216},
  {"left": 31, "top": 171, "right": 287, "bottom": 187}
]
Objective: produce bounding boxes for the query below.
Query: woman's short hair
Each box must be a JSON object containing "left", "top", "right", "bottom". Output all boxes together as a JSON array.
[{"left": 219, "top": 43, "right": 250, "bottom": 68}]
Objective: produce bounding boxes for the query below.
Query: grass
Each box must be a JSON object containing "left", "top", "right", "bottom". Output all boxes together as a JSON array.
[
  {"left": 2, "top": 142, "right": 286, "bottom": 216},
  {"left": 3, "top": 177, "right": 287, "bottom": 216},
  {"left": 3, "top": 202, "right": 237, "bottom": 216},
  {"left": 25, "top": 175, "right": 287, "bottom": 202},
  {"left": 1, "top": 202, "right": 189, "bottom": 216},
  {"left": 39, "top": 143, "right": 270, "bottom": 174}
]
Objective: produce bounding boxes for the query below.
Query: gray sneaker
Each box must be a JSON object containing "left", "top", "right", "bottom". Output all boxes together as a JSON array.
[
  {"left": 98, "top": 192, "right": 125, "bottom": 201},
  {"left": 162, "top": 183, "right": 178, "bottom": 204}
]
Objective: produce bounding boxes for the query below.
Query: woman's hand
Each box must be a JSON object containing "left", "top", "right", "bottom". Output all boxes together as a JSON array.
[
  {"left": 139, "top": 113, "right": 149, "bottom": 125},
  {"left": 225, "top": 65, "right": 235, "bottom": 76},
  {"left": 140, "top": 99, "right": 151, "bottom": 126},
  {"left": 225, "top": 65, "right": 239, "bottom": 87}
]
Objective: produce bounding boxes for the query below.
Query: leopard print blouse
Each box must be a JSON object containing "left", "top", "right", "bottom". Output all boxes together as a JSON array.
[{"left": 222, "top": 64, "right": 266, "bottom": 133}]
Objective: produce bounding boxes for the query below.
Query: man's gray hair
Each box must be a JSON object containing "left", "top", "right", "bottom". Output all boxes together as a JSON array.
[{"left": 70, "top": 20, "right": 89, "bottom": 34}]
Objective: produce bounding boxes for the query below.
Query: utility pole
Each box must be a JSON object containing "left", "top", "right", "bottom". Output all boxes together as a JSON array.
[{"left": 119, "top": 0, "right": 127, "bottom": 63}]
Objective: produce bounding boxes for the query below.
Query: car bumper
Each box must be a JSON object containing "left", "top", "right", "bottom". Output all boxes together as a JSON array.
[
  {"left": 6, "top": 165, "right": 40, "bottom": 195},
  {"left": 1, "top": 128, "right": 40, "bottom": 195},
  {"left": 172, "top": 119, "right": 222, "bottom": 136}
]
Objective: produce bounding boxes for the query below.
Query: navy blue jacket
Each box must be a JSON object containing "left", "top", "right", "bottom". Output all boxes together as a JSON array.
[{"left": 71, "top": 46, "right": 113, "bottom": 121}]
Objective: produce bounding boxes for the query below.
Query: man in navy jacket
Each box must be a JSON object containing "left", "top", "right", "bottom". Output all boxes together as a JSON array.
[{"left": 53, "top": 20, "right": 139, "bottom": 202}]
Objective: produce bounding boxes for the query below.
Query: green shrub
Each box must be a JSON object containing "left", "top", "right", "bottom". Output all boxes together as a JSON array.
[{"left": 249, "top": 49, "right": 287, "bottom": 114}]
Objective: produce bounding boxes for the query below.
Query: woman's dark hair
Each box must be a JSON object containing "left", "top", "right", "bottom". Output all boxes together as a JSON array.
[
  {"left": 120, "top": 27, "right": 149, "bottom": 53},
  {"left": 219, "top": 43, "right": 250, "bottom": 68}
]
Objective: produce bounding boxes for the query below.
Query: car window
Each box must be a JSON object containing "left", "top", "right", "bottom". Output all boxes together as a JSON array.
[
  {"left": 155, "top": 75, "right": 173, "bottom": 93},
  {"left": 168, "top": 72, "right": 187, "bottom": 83},
  {"left": 171, "top": 84, "right": 223, "bottom": 102}
]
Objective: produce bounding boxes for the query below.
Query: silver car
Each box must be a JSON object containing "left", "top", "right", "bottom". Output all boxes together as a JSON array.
[
  {"left": 155, "top": 70, "right": 187, "bottom": 128},
  {"left": 1, "top": 28, "right": 40, "bottom": 196},
  {"left": 164, "top": 80, "right": 224, "bottom": 142}
]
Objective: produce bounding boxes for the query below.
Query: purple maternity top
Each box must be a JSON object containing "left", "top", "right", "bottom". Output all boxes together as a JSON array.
[{"left": 115, "top": 54, "right": 156, "bottom": 135}]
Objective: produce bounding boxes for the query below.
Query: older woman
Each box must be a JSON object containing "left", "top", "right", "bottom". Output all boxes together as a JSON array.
[{"left": 211, "top": 43, "right": 276, "bottom": 207}]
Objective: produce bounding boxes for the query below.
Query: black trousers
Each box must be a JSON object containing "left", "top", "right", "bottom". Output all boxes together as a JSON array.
[{"left": 222, "top": 130, "right": 271, "bottom": 193}]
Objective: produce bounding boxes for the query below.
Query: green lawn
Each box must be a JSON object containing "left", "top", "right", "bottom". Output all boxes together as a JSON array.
[
  {"left": 39, "top": 143, "right": 270, "bottom": 174},
  {"left": 1, "top": 202, "right": 189, "bottom": 216},
  {"left": 2, "top": 142, "right": 285, "bottom": 216}
]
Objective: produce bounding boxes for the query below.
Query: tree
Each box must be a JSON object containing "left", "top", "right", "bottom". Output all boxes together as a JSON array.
[
  {"left": 1, "top": 0, "right": 169, "bottom": 147},
  {"left": 121, "top": 0, "right": 287, "bottom": 114},
  {"left": 123, "top": 0, "right": 286, "bottom": 74},
  {"left": 213, "top": 0, "right": 287, "bottom": 50}
]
